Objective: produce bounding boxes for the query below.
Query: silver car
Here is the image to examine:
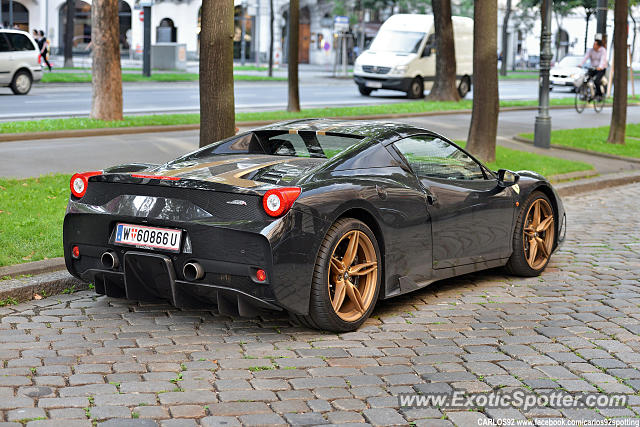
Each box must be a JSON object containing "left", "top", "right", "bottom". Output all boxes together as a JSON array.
[{"left": 0, "top": 29, "right": 43, "bottom": 95}]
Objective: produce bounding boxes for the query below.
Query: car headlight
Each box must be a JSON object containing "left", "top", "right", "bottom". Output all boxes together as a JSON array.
[
  {"left": 354, "top": 63, "right": 363, "bottom": 73},
  {"left": 570, "top": 73, "right": 581, "bottom": 79},
  {"left": 391, "top": 65, "right": 408, "bottom": 75}
]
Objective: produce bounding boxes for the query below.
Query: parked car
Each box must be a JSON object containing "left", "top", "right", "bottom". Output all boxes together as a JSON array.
[
  {"left": 63, "top": 119, "right": 566, "bottom": 332},
  {"left": 353, "top": 14, "right": 473, "bottom": 99},
  {"left": 0, "top": 29, "right": 43, "bottom": 95},
  {"left": 550, "top": 55, "right": 586, "bottom": 91}
]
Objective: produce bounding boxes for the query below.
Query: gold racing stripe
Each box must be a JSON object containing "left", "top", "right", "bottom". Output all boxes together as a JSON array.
[
  {"left": 316, "top": 124, "right": 342, "bottom": 136},
  {"left": 158, "top": 156, "right": 273, "bottom": 177},
  {"left": 204, "top": 157, "right": 311, "bottom": 188}
]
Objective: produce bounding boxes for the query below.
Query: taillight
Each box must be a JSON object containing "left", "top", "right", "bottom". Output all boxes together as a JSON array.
[
  {"left": 262, "top": 187, "right": 301, "bottom": 217},
  {"left": 70, "top": 171, "right": 102, "bottom": 198}
]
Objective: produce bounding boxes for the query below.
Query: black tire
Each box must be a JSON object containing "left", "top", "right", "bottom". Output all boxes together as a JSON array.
[
  {"left": 505, "top": 191, "right": 556, "bottom": 277},
  {"left": 358, "top": 85, "right": 373, "bottom": 96},
  {"left": 10, "top": 70, "right": 32, "bottom": 95},
  {"left": 457, "top": 75, "right": 471, "bottom": 98},
  {"left": 406, "top": 77, "right": 424, "bottom": 99},
  {"left": 593, "top": 94, "right": 605, "bottom": 113},
  {"left": 300, "top": 218, "right": 382, "bottom": 332}
]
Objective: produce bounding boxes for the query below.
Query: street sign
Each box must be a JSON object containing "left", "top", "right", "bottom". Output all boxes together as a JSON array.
[
  {"left": 139, "top": 11, "right": 144, "bottom": 22},
  {"left": 138, "top": 0, "right": 154, "bottom": 6},
  {"left": 334, "top": 16, "right": 349, "bottom": 32}
]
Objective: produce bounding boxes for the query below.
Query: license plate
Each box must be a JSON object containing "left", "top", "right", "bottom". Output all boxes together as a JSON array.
[
  {"left": 114, "top": 223, "right": 182, "bottom": 252},
  {"left": 365, "top": 81, "right": 382, "bottom": 88}
]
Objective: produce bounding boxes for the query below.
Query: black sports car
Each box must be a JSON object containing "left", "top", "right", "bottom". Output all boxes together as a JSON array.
[{"left": 64, "top": 119, "right": 566, "bottom": 331}]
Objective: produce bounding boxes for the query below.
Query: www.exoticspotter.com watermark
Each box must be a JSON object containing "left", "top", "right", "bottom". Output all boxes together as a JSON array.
[{"left": 398, "top": 390, "right": 628, "bottom": 412}]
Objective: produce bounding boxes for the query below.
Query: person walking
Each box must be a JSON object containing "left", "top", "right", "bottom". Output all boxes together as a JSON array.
[
  {"left": 580, "top": 38, "right": 608, "bottom": 100},
  {"left": 38, "top": 30, "right": 53, "bottom": 71}
]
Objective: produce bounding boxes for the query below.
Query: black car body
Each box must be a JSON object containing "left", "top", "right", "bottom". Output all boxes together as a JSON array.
[{"left": 64, "top": 119, "right": 566, "bottom": 328}]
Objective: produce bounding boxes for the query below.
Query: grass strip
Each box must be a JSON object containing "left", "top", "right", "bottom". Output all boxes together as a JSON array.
[{"left": 520, "top": 123, "right": 640, "bottom": 159}]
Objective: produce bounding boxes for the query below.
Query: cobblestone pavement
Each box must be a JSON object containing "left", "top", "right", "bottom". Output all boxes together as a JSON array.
[{"left": 1, "top": 184, "right": 640, "bottom": 427}]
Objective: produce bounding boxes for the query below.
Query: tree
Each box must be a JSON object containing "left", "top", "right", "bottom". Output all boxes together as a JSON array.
[
  {"left": 268, "top": 0, "right": 274, "bottom": 77},
  {"left": 466, "top": 0, "right": 498, "bottom": 163},
  {"left": 64, "top": 0, "right": 74, "bottom": 68},
  {"left": 579, "top": 0, "right": 598, "bottom": 52},
  {"left": 288, "top": 0, "right": 301, "bottom": 112},
  {"left": 427, "top": 0, "right": 460, "bottom": 101},
  {"left": 607, "top": 0, "right": 629, "bottom": 144},
  {"left": 90, "top": 0, "right": 122, "bottom": 121},
  {"left": 500, "top": 0, "right": 512, "bottom": 76},
  {"left": 199, "top": 0, "right": 235, "bottom": 147}
]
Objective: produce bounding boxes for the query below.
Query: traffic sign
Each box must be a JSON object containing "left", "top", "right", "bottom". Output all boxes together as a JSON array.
[{"left": 334, "top": 16, "right": 349, "bottom": 32}]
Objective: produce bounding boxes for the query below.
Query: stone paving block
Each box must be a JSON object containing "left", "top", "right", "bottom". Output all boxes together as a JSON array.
[
  {"left": 90, "top": 406, "right": 132, "bottom": 420},
  {"left": 26, "top": 421, "right": 91, "bottom": 427},
  {"left": 159, "top": 420, "right": 197, "bottom": 427},
  {"left": 6, "top": 407, "right": 46, "bottom": 422},
  {"left": 199, "top": 417, "right": 241, "bottom": 427},
  {"left": 284, "top": 412, "right": 328, "bottom": 425},
  {"left": 157, "top": 391, "right": 216, "bottom": 405},
  {"left": 363, "top": 408, "right": 406, "bottom": 426},
  {"left": 239, "top": 413, "right": 287, "bottom": 427},
  {"left": 48, "top": 408, "right": 88, "bottom": 419}
]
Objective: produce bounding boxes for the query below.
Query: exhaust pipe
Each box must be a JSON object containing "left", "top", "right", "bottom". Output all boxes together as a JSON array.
[
  {"left": 183, "top": 262, "right": 205, "bottom": 281},
  {"left": 101, "top": 251, "right": 119, "bottom": 270}
]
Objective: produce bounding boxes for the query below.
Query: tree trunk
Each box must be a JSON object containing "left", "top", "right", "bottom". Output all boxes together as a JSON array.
[
  {"left": 630, "top": 6, "right": 637, "bottom": 60},
  {"left": 64, "top": 0, "right": 74, "bottom": 68},
  {"left": 287, "top": 0, "right": 300, "bottom": 112},
  {"left": 199, "top": 0, "right": 235, "bottom": 148},
  {"left": 608, "top": 0, "right": 629, "bottom": 144},
  {"left": 268, "top": 0, "right": 274, "bottom": 77},
  {"left": 427, "top": 0, "right": 460, "bottom": 101},
  {"left": 90, "top": 0, "right": 122, "bottom": 121},
  {"left": 584, "top": 12, "right": 591, "bottom": 53},
  {"left": 466, "top": 0, "right": 498, "bottom": 163},
  {"left": 500, "top": 0, "right": 511, "bottom": 76}
]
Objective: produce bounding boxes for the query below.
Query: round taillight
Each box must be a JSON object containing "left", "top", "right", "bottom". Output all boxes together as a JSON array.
[
  {"left": 72, "top": 245, "right": 80, "bottom": 259},
  {"left": 262, "top": 187, "right": 301, "bottom": 218},
  {"left": 70, "top": 171, "right": 102, "bottom": 199},
  {"left": 256, "top": 269, "right": 267, "bottom": 282}
]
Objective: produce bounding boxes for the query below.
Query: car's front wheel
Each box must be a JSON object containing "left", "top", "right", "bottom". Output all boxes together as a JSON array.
[
  {"left": 358, "top": 85, "right": 373, "bottom": 96},
  {"left": 11, "top": 70, "right": 32, "bottom": 95},
  {"left": 506, "top": 191, "right": 556, "bottom": 277},
  {"left": 294, "top": 218, "right": 381, "bottom": 332},
  {"left": 406, "top": 77, "right": 424, "bottom": 99}
]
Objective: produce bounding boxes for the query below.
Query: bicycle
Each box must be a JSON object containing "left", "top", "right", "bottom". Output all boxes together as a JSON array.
[{"left": 574, "top": 68, "right": 607, "bottom": 113}]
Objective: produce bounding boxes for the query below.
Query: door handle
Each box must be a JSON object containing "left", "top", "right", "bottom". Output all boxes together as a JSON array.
[
  {"left": 376, "top": 185, "right": 387, "bottom": 200},
  {"left": 427, "top": 194, "right": 437, "bottom": 205}
]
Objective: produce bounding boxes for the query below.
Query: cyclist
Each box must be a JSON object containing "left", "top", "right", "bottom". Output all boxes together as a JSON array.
[{"left": 580, "top": 38, "right": 608, "bottom": 100}]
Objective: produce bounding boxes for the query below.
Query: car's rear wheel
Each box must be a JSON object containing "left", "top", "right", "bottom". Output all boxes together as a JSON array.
[
  {"left": 11, "top": 70, "right": 32, "bottom": 95},
  {"left": 358, "top": 85, "right": 373, "bottom": 96},
  {"left": 407, "top": 77, "right": 423, "bottom": 99},
  {"left": 506, "top": 192, "right": 556, "bottom": 277},
  {"left": 297, "top": 218, "right": 381, "bottom": 332}
]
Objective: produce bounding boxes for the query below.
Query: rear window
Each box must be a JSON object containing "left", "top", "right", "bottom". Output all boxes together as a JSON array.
[
  {"left": 183, "top": 131, "right": 363, "bottom": 160},
  {"left": 5, "top": 33, "right": 36, "bottom": 51}
]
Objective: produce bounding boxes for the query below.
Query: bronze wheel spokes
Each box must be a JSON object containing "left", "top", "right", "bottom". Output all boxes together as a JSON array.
[
  {"left": 523, "top": 198, "right": 555, "bottom": 270},
  {"left": 328, "top": 230, "right": 378, "bottom": 322}
]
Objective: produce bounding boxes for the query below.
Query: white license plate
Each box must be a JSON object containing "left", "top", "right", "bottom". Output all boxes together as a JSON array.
[
  {"left": 115, "top": 223, "right": 182, "bottom": 252},
  {"left": 365, "top": 81, "right": 382, "bottom": 88}
]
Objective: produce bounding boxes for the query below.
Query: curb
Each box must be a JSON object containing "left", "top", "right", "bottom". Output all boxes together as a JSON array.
[
  {"left": 555, "top": 171, "right": 640, "bottom": 197},
  {"left": 0, "top": 104, "right": 591, "bottom": 144},
  {"left": 0, "top": 257, "right": 66, "bottom": 279},
  {"left": 0, "top": 270, "right": 86, "bottom": 303},
  {"left": 513, "top": 135, "right": 640, "bottom": 164}
]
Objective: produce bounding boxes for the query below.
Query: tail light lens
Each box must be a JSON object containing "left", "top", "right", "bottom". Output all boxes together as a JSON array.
[
  {"left": 262, "top": 187, "right": 301, "bottom": 217},
  {"left": 70, "top": 171, "right": 102, "bottom": 198}
]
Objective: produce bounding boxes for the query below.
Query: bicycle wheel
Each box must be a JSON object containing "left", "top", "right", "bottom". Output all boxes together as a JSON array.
[
  {"left": 575, "top": 85, "right": 587, "bottom": 113},
  {"left": 593, "top": 95, "right": 605, "bottom": 113}
]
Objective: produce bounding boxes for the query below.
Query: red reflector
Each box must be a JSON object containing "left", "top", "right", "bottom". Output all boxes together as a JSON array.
[
  {"left": 131, "top": 174, "right": 181, "bottom": 181},
  {"left": 72, "top": 246, "right": 80, "bottom": 259},
  {"left": 256, "top": 269, "right": 267, "bottom": 282}
]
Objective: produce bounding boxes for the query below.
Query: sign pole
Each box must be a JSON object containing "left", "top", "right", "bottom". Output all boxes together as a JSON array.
[
  {"left": 143, "top": 5, "right": 152, "bottom": 77},
  {"left": 534, "top": 0, "right": 552, "bottom": 148}
]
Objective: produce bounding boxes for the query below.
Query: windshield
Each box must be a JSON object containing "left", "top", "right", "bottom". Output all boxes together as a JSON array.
[
  {"left": 369, "top": 30, "right": 425, "bottom": 54},
  {"left": 557, "top": 56, "right": 583, "bottom": 68},
  {"left": 179, "top": 131, "right": 363, "bottom": 161}
]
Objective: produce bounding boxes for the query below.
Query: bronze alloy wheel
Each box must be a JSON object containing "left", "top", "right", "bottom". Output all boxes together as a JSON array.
[
  {"left": 523, "top": 198, "right": 555, "bottom": 270},
  {"left": 327, "top": 230, "right": 378, "bottom": 322}
]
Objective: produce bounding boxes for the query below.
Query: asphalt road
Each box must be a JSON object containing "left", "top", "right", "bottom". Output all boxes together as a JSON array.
[
  {"left": 0, "top": 79, "right": 581, "bottom": 121},
  {"left": 2, "top": 106, "right": 639, "bottom": 179}
]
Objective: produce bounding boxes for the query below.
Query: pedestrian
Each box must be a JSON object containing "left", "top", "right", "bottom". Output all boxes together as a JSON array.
[
  {"left": 580, "top": 38, "right": 608, "bottom": 100},
  {"left": 38, "top": 30, "right": 52, "bottom": 71}
]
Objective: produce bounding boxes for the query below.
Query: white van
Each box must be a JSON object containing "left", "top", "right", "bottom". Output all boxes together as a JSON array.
[
  {"left": 0, "top": 29, "right": 43, "bottom": 95},
  {"left": 353, "top": 14, "right": 473, "bottom": 99}
]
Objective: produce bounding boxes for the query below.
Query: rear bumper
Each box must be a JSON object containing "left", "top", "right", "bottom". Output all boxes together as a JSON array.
[{"left": 354, "top": 75, "right": 412, "bottom": 92}]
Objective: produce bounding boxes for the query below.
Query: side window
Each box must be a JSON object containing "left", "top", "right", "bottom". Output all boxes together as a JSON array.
[
  {"left": 6, "top": 33, "right": 36, "bottom": 51},
  {"left": 394, "top": 136, "right": 485, "bottom": 180},
  {"left": 0, "top": 34, "right": 11, "bottom": 52}
]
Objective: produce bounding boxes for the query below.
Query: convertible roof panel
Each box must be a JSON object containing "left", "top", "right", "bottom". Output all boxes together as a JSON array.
[{"left": 259, "top": 118, "right": 411, "bottom": 137}]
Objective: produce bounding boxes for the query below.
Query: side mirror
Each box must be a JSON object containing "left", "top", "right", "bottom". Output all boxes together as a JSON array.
[
  {"left": 422, "top": 46, "right": 434, "bottom": 57},
  {"left": 497, "top": 169, "right": 520, "bottom": 187}
]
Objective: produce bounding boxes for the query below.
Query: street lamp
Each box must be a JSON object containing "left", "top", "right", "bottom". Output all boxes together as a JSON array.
[{"left": 534, "top": 0, "right": 552, "bottom": 148}]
